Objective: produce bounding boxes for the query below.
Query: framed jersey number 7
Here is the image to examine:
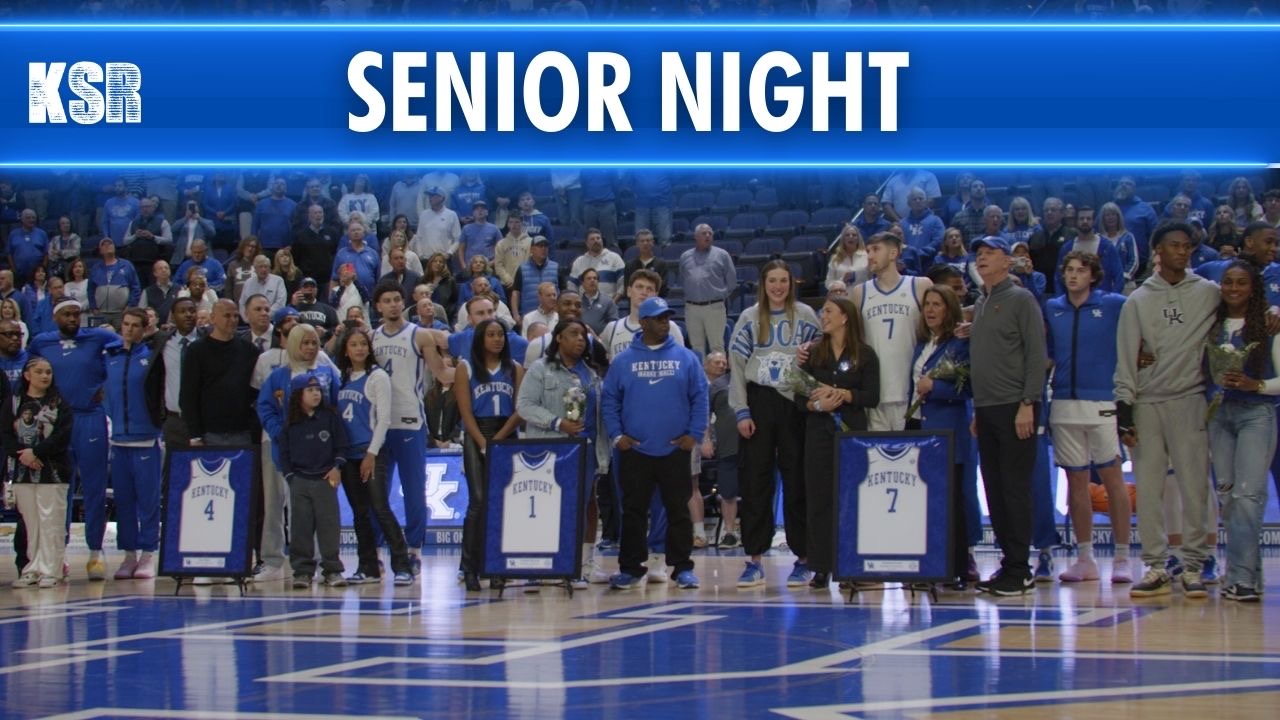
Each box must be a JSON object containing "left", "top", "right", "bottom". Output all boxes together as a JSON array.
[{"left": 885, "top": 487, "right": 898, "bottom": 513}]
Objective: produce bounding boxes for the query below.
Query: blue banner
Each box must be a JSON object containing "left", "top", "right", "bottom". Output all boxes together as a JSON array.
[
  {"left": 3, "top": 23, "right": 1278, "bottom": 168},
  {"left": 337, "top": 449, "right": 468, "bottom": 546},
  {"left": 483, "top": 437, "right": 586, "bottom": 579},
  {"left": 159, "top": 446, "right": 257, "bottom": 578},
  {"left": 835, "top": 431, "right": 952, "bottom": 581}
]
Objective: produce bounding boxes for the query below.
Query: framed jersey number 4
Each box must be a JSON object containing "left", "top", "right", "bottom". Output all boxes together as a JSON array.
[
  {"left": 159, "top": 445, "right": 259, "bottom": 582},
  {"left": 833, "top": 431, "right": 953, "bottom": 584}
]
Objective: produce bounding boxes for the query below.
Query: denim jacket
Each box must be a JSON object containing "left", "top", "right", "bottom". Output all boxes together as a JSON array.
[{"left": 516, "top": 356, "right": 610, "bottom": 471}]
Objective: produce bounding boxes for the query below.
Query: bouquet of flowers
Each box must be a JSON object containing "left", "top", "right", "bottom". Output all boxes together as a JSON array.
[
  {"left": 783, "top": 365, "right": 851, "bottom": 431},
  {"left": 1206, "top": 329, "right": 1258, "bottom": 422},
  {"left": 904, "top": 353, "right": 971, "bottom": 421},
  {"left": 562, "top": 377, "right": 587, "bottom": 424}
]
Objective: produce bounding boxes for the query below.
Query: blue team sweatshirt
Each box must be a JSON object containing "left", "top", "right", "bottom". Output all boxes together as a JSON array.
[
  {"left": 29, "top": 327, "right": 116, "bottom": 412},
  {"left": 1045, "top": 289, "right": 1126, "bottom": 402},
  {"left": 900, "top": 209, "right": 945, "bottom": 254},
  {"left": 104, "top": 340, "right": 161, "bottom": 441},
  {"left": 87, "top": 259, "right": 141, "bottom": 309},
  {"left": 1196, "top": 258, "right": 1280, "bottom": 306},
  {"left": 603, "top": 333, "right": 708, "bottom": 457}
]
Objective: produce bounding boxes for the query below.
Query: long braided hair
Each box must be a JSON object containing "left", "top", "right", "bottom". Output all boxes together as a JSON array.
[{"left": 1215, "top": 259, "right": 1269, "bottom": 378}]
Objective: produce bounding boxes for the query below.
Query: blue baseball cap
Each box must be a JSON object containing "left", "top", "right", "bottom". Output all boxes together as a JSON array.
[
  {"left": 639, "top": 297, "right": 675, "bottom": 320},
  {"left": 272, "top": 306, "right": 299, "bottom": 326},
  {"left": 970, "top": 235, "right": 1011, "bottom": 254},
  {"left": 289, "top": 372, "right": 322, "bottom": 394},
  {"left": 427, "top": 186, "right": 445, "bottom": 197}
]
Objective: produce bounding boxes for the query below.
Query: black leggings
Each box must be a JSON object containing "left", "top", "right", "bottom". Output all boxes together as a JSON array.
[{"left": 461, "top": 416, "right": 509, "bottom": 575}]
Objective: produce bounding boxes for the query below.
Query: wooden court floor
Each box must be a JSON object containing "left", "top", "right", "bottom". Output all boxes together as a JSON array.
[{"left": 0, "top": 548, "right": 1277, "bottom": 720}]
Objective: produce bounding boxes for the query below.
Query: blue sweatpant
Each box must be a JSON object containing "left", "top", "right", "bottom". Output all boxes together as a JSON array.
[
  {"left": 384, "top": 427, "right": 427, "bottom": 549},
  {"left": 111, "top": 442, "right": 162, "bottom": 552},
  {"left": 68, "top": 409, "right": 109, "bottom": 551}
]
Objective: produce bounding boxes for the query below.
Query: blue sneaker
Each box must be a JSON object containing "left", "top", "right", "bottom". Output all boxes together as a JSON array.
[
  {"left": 609, "top": 572, "right": 644, "bottom": 591},
  {"left": 737, "top": 561, "right": 766, "bottom": 588},
  {"left": 786, "top": 561, "right": 814, "bottom": 587},
  {"left": 1165, "top": 555, "right": 1185, "bottom": 578},
  {"left": 1201, "top": 555, "right": 1219, "bottom": 584},
  {"left": 392, "top": 571, "right": 413, "bottom": 587},
  {"left": 675, "top": 570, "right": 700, "bottom": 589},
  {"left": 1034, "top": 551, "right": 1054, "bottom": 583},
  {"left": 596, "top": 539, "right": 619, "bottom": 553}
]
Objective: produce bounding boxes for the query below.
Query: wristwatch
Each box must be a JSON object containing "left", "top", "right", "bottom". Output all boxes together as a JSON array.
[{"left": 1020, "top": 398, "right": 1035, "bottom": 407}]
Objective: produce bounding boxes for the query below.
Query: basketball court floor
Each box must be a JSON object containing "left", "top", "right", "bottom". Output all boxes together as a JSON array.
[{"left": 1, "top": 546, "right": 1277, "bottom": 720}]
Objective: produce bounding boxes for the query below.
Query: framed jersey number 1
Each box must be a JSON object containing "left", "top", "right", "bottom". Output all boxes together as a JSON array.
[
  {"left": 483, "top": 438, "right": 587, "bottom": 581},
  {"left": 834, "top": 431, "right": 953, "bottom": 584},
  {"left": 159, "top": 446, "right": 258, "bottom": 582}
]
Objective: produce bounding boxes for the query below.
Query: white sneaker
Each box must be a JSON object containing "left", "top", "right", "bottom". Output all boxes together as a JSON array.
[
  {"left": 252, "top": 564, "right": 288, "bottom": 582},
  {"left": 588, "top": 562, "right": 613, "bottom": 584},
  {"left": 646, "top": 554, "right": 668, "bottom": 584}
]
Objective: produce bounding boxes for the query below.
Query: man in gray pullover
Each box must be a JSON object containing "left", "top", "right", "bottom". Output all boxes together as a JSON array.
[
  {"left": 1115, "top": 220, "right": 1219, "bottom": 599},
  {"left": 969, "top": 235, "right": 1048, "bottom": 596}
]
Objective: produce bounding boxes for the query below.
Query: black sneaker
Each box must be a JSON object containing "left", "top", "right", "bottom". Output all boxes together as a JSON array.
[
  {"left": 984, "top": 573, "right": 1034, "bottom": 596},
  {"left": 1223, "top": 584, "right": 1260, "bottom": 602}
]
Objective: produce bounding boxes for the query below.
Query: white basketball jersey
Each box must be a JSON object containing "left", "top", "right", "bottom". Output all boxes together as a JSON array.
[
  {"left": 179, "top": 457, "right": 236, "bottom": 554},
  {"left": 502, "top": 451, "right": 562, "bottom": 555},
  {"left": 861, "top": 277, "right": 921, "bottom": 404},
  {"left": 601, "top": 317, "right": 685, "bottom": 360},
  {"left": 857, "top": 446, "right": 926, "bottom": 556},
  {"left": 373, "top": 323, "right": 426, "bottom": 430}
]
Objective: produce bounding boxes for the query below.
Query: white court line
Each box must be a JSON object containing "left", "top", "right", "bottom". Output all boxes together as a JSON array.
[
  {"left": 0, "top": 606, "right": 129, "bottom": 627},
  {"left": 40, "top": 709, "right": 419, "bottom": 720},
  {"left": 881, "top": 648, "right": 1280, "bottom": 664},
  {"left": 769, "top": 677, "right": 1280, "bottom": 719},
  {"left": 179, "top": 633, "right": 539, "bottom": 647},
  {"left": 259, "top": 605, "right": 985, "bottom": 690}
]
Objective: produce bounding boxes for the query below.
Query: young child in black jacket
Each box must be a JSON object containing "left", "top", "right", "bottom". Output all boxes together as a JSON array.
[{"left": 279, "top": 372, "right": 351, "bottom": 589}]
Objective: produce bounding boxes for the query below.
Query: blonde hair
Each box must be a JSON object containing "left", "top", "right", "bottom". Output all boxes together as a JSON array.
[
  {"left": 832, "top": 224, "right": 864, "bottom": 264},
  {"left": 1006, "top": 197, "right": 1039, "bottom": 231},
  {"left": 285, "top": 323, "right": 321, "bottom": 373}
]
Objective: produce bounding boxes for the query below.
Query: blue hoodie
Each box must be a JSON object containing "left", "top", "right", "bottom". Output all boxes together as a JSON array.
[
  {"left": 900, "top": 208, "right": 945, "bottom": 255},
  {"left": 1045, "top": 289, "right": 1126, "bottom": 402},
  {"left": 104, "top": 340, "right": 161, "bottom": 442},
  {"left": 1196, "top": 258, "right": 1280, "bottom": 306},
  {"left": 603, "top": 332, "right": 708, "bottom": 458}
]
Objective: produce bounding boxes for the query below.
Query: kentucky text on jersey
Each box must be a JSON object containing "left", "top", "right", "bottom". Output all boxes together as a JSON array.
[
  {"left": 378, "top": 342, "right": 416, "bottom": 359},
  {"left": 472, "top": 380, "right": 514, "bottom": 398},
  {"left": 864, "top": 469, "right": 919, "bottom": 487},
  {"left": 337, "top": 388, "right": 365, "bottom": 405},
  {"left": 863, "top": 301, "right": 913, "bottom": 319},
  {"left": 511, "top": 478, "right": 554, "bottom": 495},
  {"left": 188, "top": 483, "right": 231, "bottom": 498}
]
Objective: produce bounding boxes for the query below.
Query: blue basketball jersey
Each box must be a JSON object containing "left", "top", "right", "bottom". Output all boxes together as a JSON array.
[
  {"left": 339, "top": 371, "right": 375, "bottom": 456},
  {"left": 464, "top": 359, "right": 515, "bottom": 419}
]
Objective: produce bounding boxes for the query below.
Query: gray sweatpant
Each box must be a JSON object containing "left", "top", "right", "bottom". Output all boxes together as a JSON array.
[
  {"left": 1132, "top": 395, "right": 1210, "bottom": 572},
  {"left": 288, "top": 474, "right": 343, "bottom": 577}
]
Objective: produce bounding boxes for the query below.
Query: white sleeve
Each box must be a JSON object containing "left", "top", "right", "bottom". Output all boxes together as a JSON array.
[
  {"left": 1262, "top": 335, "right": 1280, "bottom": 395},
  {"left": 365, "top": 369, "right": 393, "bottom": 456}
]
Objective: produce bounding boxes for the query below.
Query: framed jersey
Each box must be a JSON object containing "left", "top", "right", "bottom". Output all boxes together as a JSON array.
[
  {"left": 482, "top": 438, "right": 587, "bottom": 582},
  {"left": 834, "top": 431, "right": 953, "bottom": 583},
  {"left": 159, "top": 446, "right": 258, "bottom": 581}
]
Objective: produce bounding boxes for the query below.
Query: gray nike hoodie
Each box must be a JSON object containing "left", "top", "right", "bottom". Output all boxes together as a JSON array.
[{"left": 1114, "top": 270, "right": 1219, "bottom": 406}]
